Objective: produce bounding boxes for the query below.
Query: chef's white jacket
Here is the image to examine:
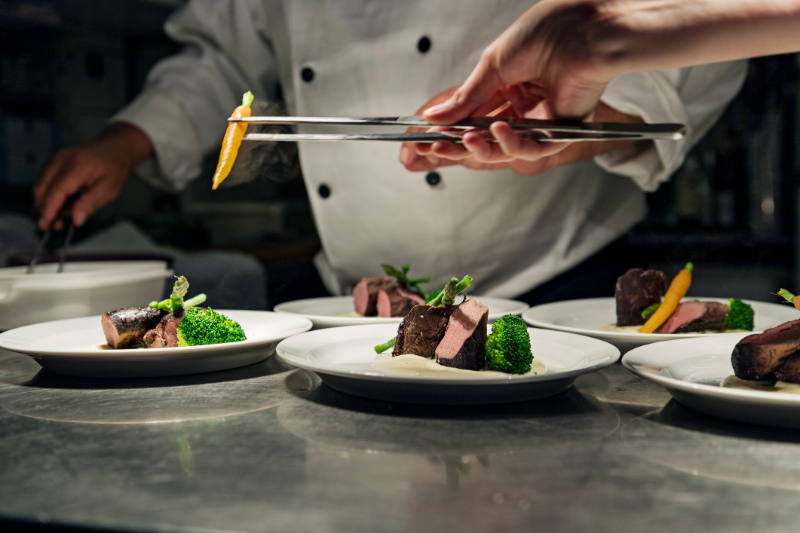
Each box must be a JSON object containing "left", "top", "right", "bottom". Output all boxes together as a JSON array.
[{"left": 113, "top": 0, "right": 747, "bottom": 297}]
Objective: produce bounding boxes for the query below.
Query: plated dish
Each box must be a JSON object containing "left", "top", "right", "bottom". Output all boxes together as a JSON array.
[
  {"left": 623, "top": 335, "right": 800, "bottom": 429},
  {"left": 0, "top": 310, "right": 312, "bottom": 378},
  {"left": 276, "top": 323, "right": 619, "bottom": 404},
  {"left": 522, "top": 297, "right": 796, "bottom": 353}
]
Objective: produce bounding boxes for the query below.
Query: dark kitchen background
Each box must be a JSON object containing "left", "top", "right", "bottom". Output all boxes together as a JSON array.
[{"left": 1, "top": 0, "right": 798, "bottom": 308}]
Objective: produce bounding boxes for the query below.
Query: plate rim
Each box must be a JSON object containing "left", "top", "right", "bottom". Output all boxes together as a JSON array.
[
  {"left": 622, "top": 335, "right": 800, "bottom": 405},
  {"left": 0, "top": 310, "right": 313, "bottom": 358},
  {"left": 276, "top": 323, "right": 620, "bottom": 385},
  {"left": 522, "top": 296, "right": 793, "bottom": 340}
]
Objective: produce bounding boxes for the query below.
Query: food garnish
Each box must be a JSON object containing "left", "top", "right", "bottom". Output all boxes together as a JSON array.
[
  {"left": 148, "top": 276, "right": 206, "bottom": 313},
  {"left": 212, "top": 91, "right": 254, "bottom": 190},
  {"left": 381, "top": 263, "right": 431, "bottom": 300},
  {"left": 175, "top": 307, "right": 247, "bottom": 347},
  {"left": 485, "top": 314, "right": 533, "bottom": 374},
  {"left": 775, "top": 288, "right": 800, "bottom": 311},
  {"left": 639, "top": 262, "right": 693, "bottom": 333}
]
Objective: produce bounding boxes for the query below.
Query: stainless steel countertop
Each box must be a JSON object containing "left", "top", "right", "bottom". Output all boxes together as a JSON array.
[{"left": 1, "top": 347, "right": 799, "bottom": 533}]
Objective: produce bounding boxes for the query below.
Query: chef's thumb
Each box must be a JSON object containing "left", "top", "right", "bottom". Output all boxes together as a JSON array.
[{"left": 423, "top": 57, "right": 503, "bottom": 124}]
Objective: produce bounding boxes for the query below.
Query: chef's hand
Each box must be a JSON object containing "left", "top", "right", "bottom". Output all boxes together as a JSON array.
[
  {"left": 400, "top": 87, "right": 643, "bottom": 175},
  {"left": 398, "top": 0, "right": 618, "bottom": 171},
  {"left": 34, "top": 123, "right": 154, "bottom": 230}
]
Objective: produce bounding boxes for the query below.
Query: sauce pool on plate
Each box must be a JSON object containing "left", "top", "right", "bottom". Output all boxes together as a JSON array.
[{"left": 372, "top": 353, "right": 547, "bottom": 378}]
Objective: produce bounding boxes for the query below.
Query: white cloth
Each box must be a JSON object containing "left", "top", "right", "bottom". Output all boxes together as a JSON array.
[{"left": 112, "top": 0, "right": 747, "bottom": 298}]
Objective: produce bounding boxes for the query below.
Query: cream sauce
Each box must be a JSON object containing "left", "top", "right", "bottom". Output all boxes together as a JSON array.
[
  {"left": 372, "top": 353, "right": 547, "bottom": 378},
  {"left": 597, "top": 324, "right": 748, "bottom": 335},
  {"left": 720, "top": 375, "right": 800, "bottom": 394}
]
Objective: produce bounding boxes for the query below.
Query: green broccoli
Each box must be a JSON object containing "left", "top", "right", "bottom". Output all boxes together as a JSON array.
[
  {"left": 176, "top": 307, "right": 247, "bottom": 347},
  {"left": 725, "top": 298, "right": 754, "bottom": 331},
  {"left": 485, "top": 314, "right": 533, "bottom": 374}
]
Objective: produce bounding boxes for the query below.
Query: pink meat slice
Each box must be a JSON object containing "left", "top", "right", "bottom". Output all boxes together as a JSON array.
[
  {"left": 655, "top": 300, "right": 729, "bottom": 333},
  {"left": 435, "top": 299, "right": 489, "bottom": 370},
  {"left": 376, "top": 287, "right": 425, "bottom": 317},
  {"left": 353, "top": 277, "right": 393, "bottom": 316}
]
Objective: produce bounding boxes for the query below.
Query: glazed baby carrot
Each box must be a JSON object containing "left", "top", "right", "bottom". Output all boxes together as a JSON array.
[
  {"left": 776, "top": 288, "right": 800, "bottom": 311},
  {"left": 211, "top": 91, "right": 254, "bottom": 190},
  {"left": 639, "top": 262, "right": 693, "bottom": 333}
]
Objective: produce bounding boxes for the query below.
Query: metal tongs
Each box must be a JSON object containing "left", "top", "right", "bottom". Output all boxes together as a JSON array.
[
  {"left": 27, "top": 190, "right": 83, "bottom": 274},
  {"left": 231, "top": 116, "right": 686, "bottom": 143}
]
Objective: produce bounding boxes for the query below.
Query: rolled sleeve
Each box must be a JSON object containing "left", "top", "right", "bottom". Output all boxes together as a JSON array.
[
  {"left": 596, "top": 60, "right": 748, "bottom": 192},
  {"left": 110, "top": 90, "right": 203, "bottom": 192}
]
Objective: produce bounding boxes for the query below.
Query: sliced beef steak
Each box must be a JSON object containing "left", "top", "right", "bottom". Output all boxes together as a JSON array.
[
  {"left": 353, "top": 277, "right": 394, "bottom": 316},
  {"left": 732, "top": 319, "right": 800, "bottom": 380},
  {"left": 377, "top": 286, "right": 425, "bottom": 317},
  {"left": 143, "top": 309, "right": 188, "bottom": 348},
  {"left": 102, "top": 307, "right": 164, "bottom": 349},
  {"left": 774, "top": 353, "right": 800, "bottom": 383},
  {"left": 655, "top": 301, "right": 729, "bottom": 333},
  {"left": 393, "top": 304, "right": 456, "bottom": 358},
  {"left": 615, "top": 268, "right": 667, "bottom": 326},
  {"left": 435, "top": 299, "right": 489, "bottom": 371}
]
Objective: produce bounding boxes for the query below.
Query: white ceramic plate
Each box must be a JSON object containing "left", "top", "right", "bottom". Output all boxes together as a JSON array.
[
  {"left": 522, "top": 297, "right": 796, "bottom": 353},
  {"left": 0, "top": 310, "right": 312, "bottom": 378},
  {"left": 275, "top": 324, "right": 619, "bottom": 404},
  {"left": 622, "top": 335, "right": 800, "bottom": 429},
  {"left": 274, "top": 295, "right": 529, "bottom": 329}
]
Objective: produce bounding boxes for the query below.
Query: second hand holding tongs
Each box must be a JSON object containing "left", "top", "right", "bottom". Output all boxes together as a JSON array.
[{"left": 231, "top": 115, "right": 686, "bottom": 143}]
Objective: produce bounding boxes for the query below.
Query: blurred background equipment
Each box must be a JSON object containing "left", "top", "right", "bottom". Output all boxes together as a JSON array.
[{"left": 0, "top": 0, "right": 798, "bottom": 307}]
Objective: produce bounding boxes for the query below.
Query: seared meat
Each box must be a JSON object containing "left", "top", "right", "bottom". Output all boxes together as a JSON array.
[
  {"left": 143, "top": 309, "right": 188, "bottom": 349},
  {"left": 775, "top": 353, "right": 800, "bottom": 383},
  {"left": 435, "top": 299, "right": 489, "bottom": 370},
  {"left": 393, "top": 304, "right": 456, "bottom": 358},
  {"left": 655, "top": 300, "right": 729, "bottom": 333},
  {"left": 732, "top": 319, "right": 800, "bottom": 380},
  {"left": 376, "top": 286, "right": 425, "bottom": 317},
  {"left": 615, "top": 269, "right": 667, "bottom": 326},
  {"left": 102, "top": 307, "right": 164, "bottom": 349},
  {"left": 353, "top": 277, "right": 394, "bottom": 316}
]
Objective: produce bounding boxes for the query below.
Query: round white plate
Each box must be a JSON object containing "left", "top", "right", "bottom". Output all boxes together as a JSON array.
[
  {"left": 622, "top": 335, "right": 800, "bottom": 429},
  {"left": 0, "top": 310, "right": 312, "bottom": 378},
  {"left": 522, "top": 297, "right": 796, "bottom": 353},
  {"left": 276, "top": 324, "right": 619, "bottom": 404},
  {"left": 274, "top": 295, "right": 529, "bottom": 329}
]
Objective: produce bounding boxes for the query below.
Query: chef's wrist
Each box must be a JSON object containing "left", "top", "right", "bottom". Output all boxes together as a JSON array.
[{"left": 99, "top": 122, "right": 155, "bottom": 172}]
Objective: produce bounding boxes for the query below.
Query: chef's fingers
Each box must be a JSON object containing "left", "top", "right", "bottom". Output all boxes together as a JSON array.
[
  {"left": 37, "top": 159, "right": 97, "bottom": 230},
  {"left": 423, "top": 56, "right": 506, "bottom": 124},
  {"left": 430, "top": 141, "right": 472, "bottom": 161},
  {"left": 33, "top": 150, "right": 71, "bottom": 212},
  {"left": 490, "top": 122, "right": 569, "bottom": 161},
  {"left": 69, "top": 176, "right": 124, "bottom": 227},
  {"left": 461, "top": 132, "right": 516, "bottom": 163}
]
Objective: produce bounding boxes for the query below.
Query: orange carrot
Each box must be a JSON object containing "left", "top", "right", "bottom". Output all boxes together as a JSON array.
[
  {"left": 639, "top": 262, "right": 693, "bottom": 334},
  {"left": 212, "top": 91, "right": 254, "bottom": 190}
]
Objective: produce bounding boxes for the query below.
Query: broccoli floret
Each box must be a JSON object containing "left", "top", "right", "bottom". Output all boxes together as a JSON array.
[
  {"left": 176, "top": 307, "right": 247, "bottom": 347},
  {"left": 725, "top": 298, "right": 754, "bottom": 331},
  {"left": 485, "top": 315, "right": 533, "bottom": 374}
]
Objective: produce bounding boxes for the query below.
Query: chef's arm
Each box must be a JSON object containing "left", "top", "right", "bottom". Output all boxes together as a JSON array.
[{"left": 34, "top": 0, "right": 280, "bottom": 227}]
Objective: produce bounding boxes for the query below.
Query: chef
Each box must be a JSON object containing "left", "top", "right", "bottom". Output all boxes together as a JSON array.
[{"left": 34, "top": 0, "right": 747, "bottom": 302}]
